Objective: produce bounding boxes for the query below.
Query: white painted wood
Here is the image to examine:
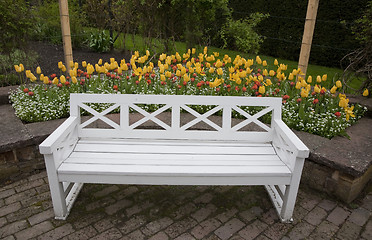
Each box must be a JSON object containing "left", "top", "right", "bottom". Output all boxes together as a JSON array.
[{"left": 40, "top": 93, "right": 309, "bottom": 222}]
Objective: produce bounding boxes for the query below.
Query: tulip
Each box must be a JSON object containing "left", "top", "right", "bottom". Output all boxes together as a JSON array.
[
  {"left": 307, "top": 76, "right": 312, "bottom": 83},
  {"left": 336, "top": 80, "right": 342, "bottom": 88},
  {"left": 19, "top": 64, "right": 24, "bottom": 72},
  {"left": 36, "top": 66, "right": 41, "bottom": 75},
  {"left": 339, "top": 98, "right": 349, "bottom": 108},
  {"left": 98, "top": 59, "right": 103, "bottom": 65},
  {"left": 82, "top": 61, "right": 87, "bottom": 68},
  {"left": 263, "top": 69, "right": 268, "bottom": 76},
  {"left": 322, "top": 74, "right": 327, "bottom": 81},
  {"left": 43, "top": 76, "right": 49, "bottom": 84},
  {"left": 301, "top": 89, "right": 309, "bottom": 98},
  {"left": 58, "top": 61, "right": 63, "bottom": 69},
  {"left": 330, "top": 86, "right": 337, "bottom": 94},
  {"left": 60, "top": 75, "right": 66, "bottom": 84},
  {"left": 314, "top": 85, "right": 321, "bottom": 93},
  {"left": 262, "top": 60, "right": 267, "bottom": 66},
  {"left": 265, "top": 79, "right": 272, "bottom": 86},
  {"left": 363, "top": 89, "right": 369, "bottom": 97},
  {"left": 256, "top": 56, "right": 262, "bottom": 65},
  {"left": 344, "top": 106, "right": 355, "bottom": 121},
  {"left": 217, "top": 68, "right": 223, "bottom": 75},
  {"left": 258, "top": 85, "right": 265, "bottom": 94},
  {"left": 61, "top": 65, "right": 66, "bottom": 72},
  {"left": 274, "top": 59, "right": 278, "bottom": 66},
  {"left": 52, "top": 77, "right": 59, "bottom": 85},
  {"left": 71, "top": 76, "right": 77, "bottom": 84},
  {"left": 69, "top": 61, "right": 74, "bottom": 68}
]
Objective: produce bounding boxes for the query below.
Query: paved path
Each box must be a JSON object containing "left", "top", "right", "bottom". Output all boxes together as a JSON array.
[{"left": 1, "top": 171, "right": 371, "bottom": 240}]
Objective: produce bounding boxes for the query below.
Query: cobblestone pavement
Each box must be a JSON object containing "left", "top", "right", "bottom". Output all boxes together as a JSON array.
[{"left": 1, "top": 171, "right": 371, "bottom": 240}]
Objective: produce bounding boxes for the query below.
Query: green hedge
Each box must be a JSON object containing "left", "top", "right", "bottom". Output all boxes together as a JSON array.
[{"left": 228, "top": 0, "right": 368, "bottom": 67}]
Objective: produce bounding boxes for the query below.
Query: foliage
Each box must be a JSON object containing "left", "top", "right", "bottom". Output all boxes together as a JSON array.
[
  {"left": 228, "top": 0, "right": 368, "bottom": 68},
  {"left": 31, "top": 0, "right": 87, "bottom": 48},
  {"left": 220, "top": 13, "right": 268, "bottom": 54},
  {"left": 0, "top": 0, "right": 32, "bottom": 54},
  {"left": 0, "top": 49, "right": 38, "bottom": 86},
  {"left": 341, "top": 1, "right": 372, "bottom": 94},
  {"left": 87, "top": 30, "right": 113, "bottom": 53},
  {"left": 10, "top": 48, "right": 366, "bottom": 138}
]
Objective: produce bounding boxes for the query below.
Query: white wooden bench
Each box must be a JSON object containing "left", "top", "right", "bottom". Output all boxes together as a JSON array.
[{"left": 39, "top": 93, "right": 309, "bottom": 222}]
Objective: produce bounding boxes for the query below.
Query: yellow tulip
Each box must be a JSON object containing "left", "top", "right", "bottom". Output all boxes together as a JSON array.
[
  {"left": 269, "top": 70, "right": 275, "bottom": 77},
  {"left": 263, "top": 69, "right": 268, "bottom": 76},
  {"left": 72, "top": 76, "right": 77, "bottom": 84},
  {"left": 208, "top": 67, "right": 214, "bottom": 74},
  {"left": 288, "top": 73, "right": 294, "bottom": 80},
  {"left": 274, "top": 59, "right": 278, "bottom": 66},
  {"left": 322, "top": 74, "right": 327, "bottom": 81},
  {"left": 58, "top": 61, "right": 63, "bottom": 69},
  {"left": 43, "top": 76, "right": 49, "bottom": 84},
  {"left": 176, "top": 70, "right": 181, "bottom": 77},
  {"left": 192, "top": 48, "right": 196, "bottom": 54},
  {"left": 25, "top": 70, "right": 31, "bottom": 78},
  {"left": 39, "top": 74, "right": 44, "bottom": 81},
  {"left": 19, "top": 64, "right": 24, "bottom": 72},
  {"left": 246, "top": 68, "right": 253, "bottom": 74},
  {"left": 146, "top": 50, "right": 150, "bottom": 56},
  {"left": 159, "top": 53, "right": 166, "bottom": 61},
  {"left": 339, "top": 98, "right": 349, "bottom": 108},
  {"left": 345, "top": 106, "right": 355, "bottom": 121},
  {"left": 258, "top": 75, "right": 264, "bottom": 82},
  {"left": 259, "top": 85, "right": 265, "bottom": 94},
  {"left": 98, "top": 59, "right": 103, "bottom": 65},
  {"left": 60, "top": 75, "right": 66, "bottom": 84},
  {"left": 82, "top": 61, "right": 87, "bottom": 68},
  {"left": 165, "top": 71, "right": 172, "bottom": 78},
  {"left": 14, "top": 65, "right": 21, "bottom": 73},
  {"left": 363, "top": 89, "right": 369, "bottom": 97},
  {"left": 61, "top": 65, "right": 66, "bottom": 72},
  {"left": 52, "top": 77, "right": 59, "bottom": 85},
  {"left": 316, "top": 75, "right": 322, "bottom": 83},
  {"left": 330, "top": 86, "right": 337, "bottom": 94},
  {"left": 217, "top": 68, "right": 223, "bottom": 75},
  {"left": 265, "top": 79, "right": 272, "bottom": 86},
  {"left": 203, "top": 46, "right": 208, "bottom": 55},
  {"left": 314, "top": 85, "right": 320, "bottom": 93},
  {"left": 307, "top": 76, "right": 312, "bottom": 83},
  {"left": 36, "top": 66, "right": 41, "bottom": 75},
  {"left": 301, "top": 88, "right": 309, "bottom": 98},
  {"left": 75, "top": 62, "right": 79, "bottom": 69},
  {"left": 262, "top": 60, "right": 267, "bottom": 66},
  {"left": 239, "top": 70, "right": 247, "bottom": 78},
  {"left": 295, "top": 81, "right": 302, "bottom": 89},
  {"left": 183, "top": 74, "right": 190, "bottom": 82},
  {"left": 69, "top": 60, "right": 74, "bottom": 68},
  {"left": 256, "top": 56, "right": 262, "bottom": 65},
  {"left": 336, "top": 80, "right": 342, "bottom": 88},
  {"left": 160, "top": 74, "right": 166, "bottom": 81},
  {"left": 206, "top": 62, "right": 211, "bottom": 68}
]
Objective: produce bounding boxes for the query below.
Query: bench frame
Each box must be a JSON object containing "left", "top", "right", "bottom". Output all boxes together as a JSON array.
[{"left": 39, "top": 93, "right": 309, "bottom": 222}]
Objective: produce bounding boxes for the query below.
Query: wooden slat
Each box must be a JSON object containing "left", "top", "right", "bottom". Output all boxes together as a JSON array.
[
  {"left": 58, "top": 163, "right": 290, "bottom": 176},
  {"left": 73, "top": 143, "right": 276, "bottom": 155}
]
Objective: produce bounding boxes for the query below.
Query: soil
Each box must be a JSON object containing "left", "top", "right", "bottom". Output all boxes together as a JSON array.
[{"left": 27, "top": 41, "right": 132, "bottom": 76}]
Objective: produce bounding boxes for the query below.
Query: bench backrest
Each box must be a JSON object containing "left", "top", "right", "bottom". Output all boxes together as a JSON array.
[{"left": 70, "top": 93, "right": 282, "bottom": 142}]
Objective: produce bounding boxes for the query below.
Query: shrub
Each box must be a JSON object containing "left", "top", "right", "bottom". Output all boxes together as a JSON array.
[{"left": 87, "top": 30, "right": 113, "bottom": 53}]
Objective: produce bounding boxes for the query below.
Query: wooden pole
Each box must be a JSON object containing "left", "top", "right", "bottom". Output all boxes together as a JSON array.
[
  {"left": 59, "top": 0, "right": 73, "bottom": 74},
  {"left": 298, "top": 0, "right": 319, "bottom": 78}
]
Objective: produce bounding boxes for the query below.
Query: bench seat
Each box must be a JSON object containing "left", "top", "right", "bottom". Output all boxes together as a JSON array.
[{"left": 58, "top": 138, "right": 291, "bottom": 185}]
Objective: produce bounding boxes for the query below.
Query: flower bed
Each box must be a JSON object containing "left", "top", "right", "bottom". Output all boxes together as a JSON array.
[{"left": 10, "top": 47, "right": 367, "bottom": 138}]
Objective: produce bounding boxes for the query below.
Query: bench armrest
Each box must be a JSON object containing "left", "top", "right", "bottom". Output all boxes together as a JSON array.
[
  {"left": 39, "top": 116, "right": 79, "bottom": 155},
  {"left": 272, "top": 119, "right": 310, "bottom": 159}
]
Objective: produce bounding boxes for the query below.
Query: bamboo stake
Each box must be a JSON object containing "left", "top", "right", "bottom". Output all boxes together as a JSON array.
[
  {"left": 59, "top": 0, "right": 73, "bottom": 74},
  {"left": 298, "top": 0, "right": 319, "bottom": 78}
]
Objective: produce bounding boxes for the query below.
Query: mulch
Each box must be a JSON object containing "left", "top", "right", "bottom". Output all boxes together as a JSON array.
[{"left": 27, "top": 41, "right": 132, "bottom": 76}]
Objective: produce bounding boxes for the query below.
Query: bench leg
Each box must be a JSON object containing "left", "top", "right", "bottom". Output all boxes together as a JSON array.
[
  {"left": 266, "top": 157, "right": 305, "bottom": 223},
  {"left": 44, "top": 154, "right": 83, "bottom": 220}
]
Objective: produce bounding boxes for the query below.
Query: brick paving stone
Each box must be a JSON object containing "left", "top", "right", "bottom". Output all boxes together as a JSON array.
[
  {"left": 261, "top": 208, "right": 278, "bottom": 225},
  {"left": 5, "top": 188, "right": 37, "bottom": 205},
  {"left": 105, "top": 199, "right": 132, "bottom": 215},
  {"left": 214, "top": 218, "right": 245, "bottom": 240},
  {"left": 94, "top": 218, "right": 115, "bottom": 232},
  {"left": 21, "top": 191, "right": 51, "bottom": 207},
  {"left": 299, "top": 197, "right": 321, "bottom": 211},
  {"left": 291, "top": 205, "right": 309, "bottom": 224},
  {"left": 172, "top": 202, "right": 197, "bottom": 220},
  {"left": 72, "top": 212, "right": 105, "bottom": 229},
  {"left": 191, "top": 203, "right": 217, "bottom": 222},
  {"left": 6, "top": 205, "right": 43, "bottom": 223},
  {"left": 0, "top": 179, "right": 28, "bottom": 191},
  {"left": 28, "top": 171, "right": 47, "bottom": 181},
  {"left": 304, "top": 206, "right": 328, "bottom": 225},
  {"left": 118, "top": 215, "right": 147, "bottom": 235},
  {"left": 15, "top": 178, "right": 45, "bottom": 193},
  {"left": 164, "top": 217, "right": 198, "bottom": 238},
  {"left": 86, "top": 196, "right": 117, "bottom": 212},
  {"left": 348, "top": 207, "right": 371, "bottom": 226},
  {"left": 286, "top": 221, "right": 315, "bottom": 239},
  {"left": 0, "top": 199, "right": 4, "bottom": 208},
  {"left": 174, "top": 233, "right": 196, "bottom": 240},
  {"left": 239, "top": 206, "right": 264, "bottom": 223},
  {"left": 361, "top": 219, "right": 372, "bottom": 239},
  {"left": 336, "top": 221, "right": 362, "bottom": 240},
  {"left": 0, "top": 216, "right": 7, "bottom": 228},
  {"left": 193, "top": 192, "right": 214, "bottom": 204},
  {"left": 238, "top": 219, "right": 268, "bottom": 240},
  {"left": 263, "top": 223, "right": 292, "bottom": 240},
  {"left": 35, "top": 184, "right": 50, "bottom": 194},
  {"left": 126, "top": 201, "right": 154, "bottom": 217},
  {"left": 0, "top": 188, "right": 15, "bottom": 199},
  {"left": 215, "top": 208, "right": 238, "bottom": 223},
  {"left": 115, "top": 186, "right": 139, "bottom": 200},
  {"left": 93, "top": 185, "right": 120, "bottom": 198},
  {"left": 121, "top": 229, "right": 145, "bottom": 240},
  {"left": 0, "top": 202, "right": 21, "bottom": 217},
  {"left": 308, "top": 220, "right": 338, "bottom": 239},
  {"left": 191, "top": 218, "right": 221, "bottom": 239},
  {"left": 37, "top": 223, "right": 75, "bottom": 240},
  {"left": 141, "top": 217, "right": 173, "bottom": 236},
  {"left": 255, "top": 235, "right": 271, "bottom": 240},
  {"left": 63, "top": 225, "right": 98, "bottom": 240},
  {"left": 15, "top": 221, "right": 54, "bottom": 240},
  {"left": 92, "top": 227, "right": 123, "bottom": 240},
  {"left": 148, "top": 231, "right": 169, "bottom": 240},
  {"left": 28, "top": 208, "right": 54, "bottom": 226},
  {"left": 327, "top": 206, "right": 350, "bottom": 226},
  {"left": 0, "top": 219, "right": 28, "bottom": 238},
  {"left": 361, "top": 193, "right": 372, "bottom": 211},
  {"left": 318, "top": 199, "right": 337, "bottom": 211}
]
